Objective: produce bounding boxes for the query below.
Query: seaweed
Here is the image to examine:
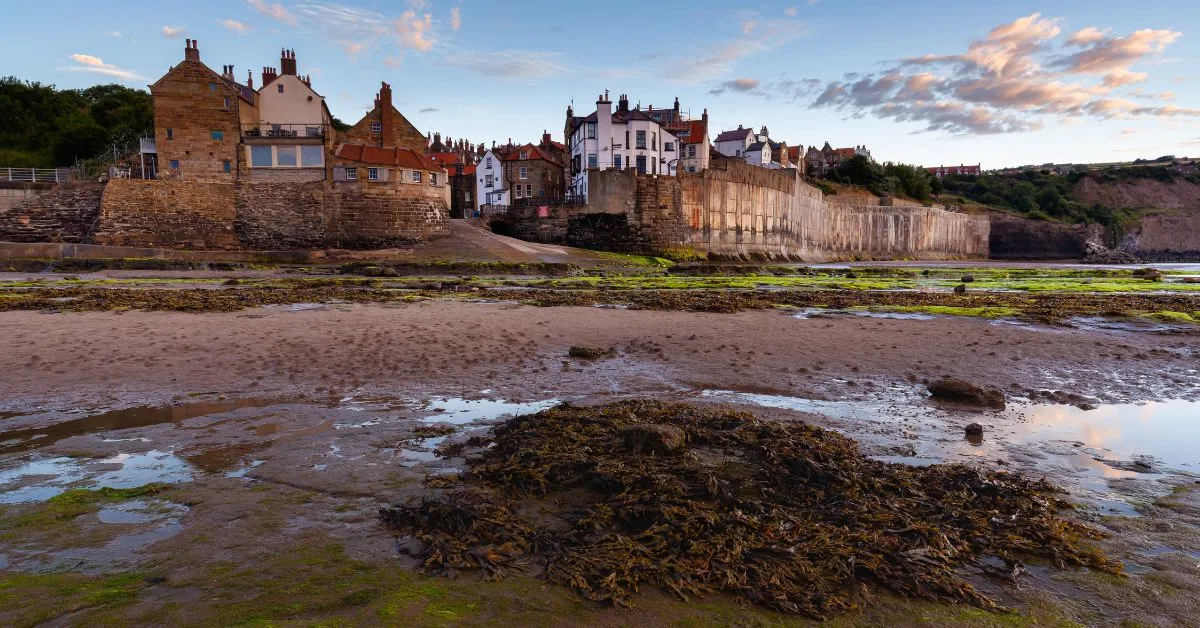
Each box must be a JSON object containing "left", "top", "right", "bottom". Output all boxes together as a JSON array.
[{"left": 380, "top": 401, "right": 1121, "bottom": 619}]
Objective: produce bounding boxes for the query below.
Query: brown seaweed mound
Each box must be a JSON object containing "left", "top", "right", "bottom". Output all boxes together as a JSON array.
[{"left": 379, "top": 400, "right": 1120, "bottom": 619}]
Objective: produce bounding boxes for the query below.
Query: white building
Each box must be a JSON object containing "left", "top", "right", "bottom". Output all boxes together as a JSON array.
[
  {"left": 714, "top": 126, "right": 754, "bottom": 159},
  {"left": 565, "top": 92, "right": 679, "bottom": 200},
  {"left": 475, "top": 149, "right": 508, "bottom": 210}
]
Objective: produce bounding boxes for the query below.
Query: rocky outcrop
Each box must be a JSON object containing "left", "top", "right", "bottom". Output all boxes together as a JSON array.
[
  {"left": 987, "top": 213, "right": 1099, "bottom": 260},
  {"left": 928, "top": 379, "right": 1006, "bottom": 409}
]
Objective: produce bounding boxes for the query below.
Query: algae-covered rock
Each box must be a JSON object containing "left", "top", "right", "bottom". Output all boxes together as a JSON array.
[
  {"left": 928, "top": 378, "right": 1006, "bottom": 409},
  {"left": 619, "top": 423, "right": 686, "bottom": 453}
]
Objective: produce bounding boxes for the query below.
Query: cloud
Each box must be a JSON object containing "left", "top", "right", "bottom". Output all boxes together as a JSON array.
[
  {"left": 105, "top": 30, "right": 124, "bottom": 38},
  {"left": 248, "top": 0, "right": 298, "bottom": 26},
  {"left": 161, "top": 25, "right": 186, "bottom": 38},
  {"left": 795, "top": 13, "right": 1196, "bottom": 135},
  {"left": 420, "top": 107, "right": 438, "bottom": 113},
  {"left": 664, "top": 16, "right": 807, "bottom": 83},
  {"left": 784, "top": 7, "right": 797, "bottom": 16},
  {"left": 440, "top": 49, "right": 568, "bottom": 77},
  {"left": 64, "top": 54, "right": 145, "bottom": 81},
  {"left": 221, "top": 19, "right": 252, "bottom": 34},
  {"left": 450, "top": 6, "right": 461, "bottom": 31},
  {"left": 709, "top": 77, "right": 761, "bottom": 95},
  {"left": 395, "top": 10, "right": 434, "bottom": 51},
  {"left": 294, "top": 2, "right": 447, "bottom": 56}
]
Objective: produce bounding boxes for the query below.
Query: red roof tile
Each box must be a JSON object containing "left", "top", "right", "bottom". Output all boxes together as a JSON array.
[
  {"left": 335, "top": 144, "right": 445, "bottom": 172},
  {"left": 502, "top": 144, "right": 563, "bottom": 166}
]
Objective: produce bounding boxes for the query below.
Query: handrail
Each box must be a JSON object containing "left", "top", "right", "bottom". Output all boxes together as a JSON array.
[
  {"left": 1, "top": 167, "right": 75, "bottom": 183},
  {"left": 242, "top": 123, "right": 326, "bottom": 139}
]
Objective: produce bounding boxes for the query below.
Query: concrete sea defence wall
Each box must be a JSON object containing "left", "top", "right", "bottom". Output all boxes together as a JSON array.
[{"left": 568, "top": 163, "right": 990, "bottom": 261}]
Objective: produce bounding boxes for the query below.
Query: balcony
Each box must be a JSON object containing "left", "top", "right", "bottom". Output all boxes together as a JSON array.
[{"left": 241, "top": 123, "right": 325, "bottom": 142}]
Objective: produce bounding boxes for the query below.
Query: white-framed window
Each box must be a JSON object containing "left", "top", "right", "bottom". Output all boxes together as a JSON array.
[
  {"left": 519, "top": 167, "right": 528, "bottom": 179},
  {"left": 688, "top": 145, "right": 697, "bottom": 158},
  {"left": 485, "top": 174, "right": 493, "bottom": 187},
  {"left": 277, "top": 146, "right": 298, "bottom": 167},
  {"left": 586, "top": 122, "right": 596, "bottom": 139},
  {"left": 587, "top": 154, "right": 598, "bottom": 168},
  {"left": 515, "top": 185, "right": 524, "bottom": 199},
  {"left": 486, "top": 157, "right": 492, "bottom": 169},
  {"left": 411, "top": 170, "right": 422, "bottom": 183},
  {"left": 346, "top": 167, "right": 358, "bottom": 180},
  {"left": 250, "top": 145, "right": 273, "bottom": 167},
  {"left": 430, "top": 173, "right": 438, "bottom": 185},
  {"left": 370, "top": 121, "right": 382, "bottom": 134},
  {"left": 368, "top": 168, "right": 379, "bottom": 181},
  {"left": 636, "top": 130, "right": 646, "bottom": 149},
  {"left": 300, "top": 145, "right": 323, "bottom": 167}
]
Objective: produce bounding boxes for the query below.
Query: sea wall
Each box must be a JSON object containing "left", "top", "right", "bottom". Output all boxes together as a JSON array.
[
  {"left": 534, "top": 163, "right": 989, "bottom": 261},
  {"left": 7, "top": 179, "right": 450, "bottom": 251}
]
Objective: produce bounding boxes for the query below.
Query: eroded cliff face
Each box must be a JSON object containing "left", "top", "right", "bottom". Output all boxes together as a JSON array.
[
  {"left": 1073, "top": 177, "right": 1200, "bottom": 212},
  {"left": 987, "top": 213, "right": 1099, "bottom": 260}
]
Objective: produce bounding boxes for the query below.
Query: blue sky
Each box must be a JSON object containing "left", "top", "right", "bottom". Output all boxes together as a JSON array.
[{"left": 4, "top": 0, "right": 1198, "bottom": 168}]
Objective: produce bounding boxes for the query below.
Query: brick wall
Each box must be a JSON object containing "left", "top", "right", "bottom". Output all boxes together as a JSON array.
[
  {"left": 0, "top": 183, "right": 104, "bottom": 243},
  {"left": 92, "top": 179, "right": 238, "bottom": 249},
  {"left": 236, "top": 182, "right": 331, "bottom": 249}
]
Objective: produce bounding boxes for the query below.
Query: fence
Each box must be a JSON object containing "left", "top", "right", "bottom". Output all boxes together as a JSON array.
[
  {"left": 511, "top": 195, "right": 586, "bottom": 208},
  {"left": 242, "top": 123, "right": 325, "bottom": 139},
  {"left": 1, "top": 168, "right": 75, "bottom": 183}
]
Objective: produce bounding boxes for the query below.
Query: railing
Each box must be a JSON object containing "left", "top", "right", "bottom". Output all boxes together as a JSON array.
[
  {"left": 479, "top": 204, "right": 509, "bottom": 216},
  {"left": 242, "top": 123, "right": 325, "bottom": 139},
  {"left": 511, "top": 195, "right": 586, "bottom": 208},
  {"left": 1, "top": 167, "right": 75, "bottom": 183},
  {"left": 140, "top": 137, "right": 157, "bottom": 154}
]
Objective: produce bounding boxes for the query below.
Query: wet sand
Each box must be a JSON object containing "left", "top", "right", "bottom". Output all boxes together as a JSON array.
[{"left": 2, "top": 300, "right": 1200, "bottom": 625}]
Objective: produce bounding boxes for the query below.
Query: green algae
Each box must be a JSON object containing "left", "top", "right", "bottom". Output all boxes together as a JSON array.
[{"left": 0, "top": 572, "right": 150, "bottom": 627}]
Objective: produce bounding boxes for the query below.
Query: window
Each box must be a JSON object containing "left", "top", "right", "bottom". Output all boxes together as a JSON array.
[
  {"left": 370, "top": 121, "right": 382, "bottom": 134},
  {"left": 277, "top": 84, "right": 284, "bottom": 93},
  {"left": 209, "top": 82, "right": 217, "bottom": 92},
  {"left": 525, "top": 183, "right": 532, "bottom": 197},
  {"left": 431, "top": 173, "right": 438, "bottom": 185},
  {"left": 300, "top": 145, "right": 323, "bottom": 167},
  {"left": 635, "top": 130, "right": 646, "bottom": 149},
  {"left": 223, "top": 97, "right": 230, "bottom": 110},
  {"left": 636, "top": 155, "right": 647, "bottom": 174},
  {"left": 586, "top": 122, "right": 596, "bottom": 139},
  {"left": 486, "top": 157, "right": 492, "bottom": 169},
  {"left": 250, "top": 145, "right": 272, "bottom": 167},
  {"left": 614, "top": 154, "right": 622, "bottom": 170},
  {"left": 651, "top": 133, "right": 657, "bottom": 150},
  {"left": 411, "top": 170, "right": 422, "bottom": 183},
  {"left": 519, "top": 167, "right": 528, "bottom": 180},
  {"left": 587, "top": 153, "right": 598, "bottom": 169},
  {"left": 276, "top": 146, "right": 297, "bottom": 167},
  {"left": 211, "top": 131, "right": 224, "bottom": 141},
  {"left": 520, "top": 151, "right": 529, "bottom": 160},
  {"left": 515, "top": 185, "right": 524, "bottom": 199},
  {"left": 664, "top": 142, "right": 675, "bottom": 152},
  {"left": 222, "top": 160, "right": 231, "bottom": 173},
  {"left": 485, "top": 174, "right": 493, "bottom": 187},
  {"left": 688, "top": 145, "right": 697, "bottom": 158},
  {"left": 346, "top": 168, "right": 358, "bottom": 180},
  {"left": 166, "top": 128, "right": 174, "bottom": 140},
  {"left": 368, "top": 168, "right": 379, "bottom": 181},
  {"left": 169, "top": 160, "right": 180, "bottom": 170},
  {"left": 688, "top": 165, "right": 697, "bottom": 173},
  {"left": 305, "top": 126, "right": 321, "bottom": 138}
]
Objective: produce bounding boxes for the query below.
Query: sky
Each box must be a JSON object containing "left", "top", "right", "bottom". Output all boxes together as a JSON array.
[{"left": 4, "top": 0, "right": 1198, "bottom": 169}]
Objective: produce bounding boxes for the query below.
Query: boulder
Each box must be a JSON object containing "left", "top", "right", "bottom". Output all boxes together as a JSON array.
[
  {"left": 1132, "top": 267, "right": 1164, "bottom": 281},
  {"left": 620, "top": 424, "right": 686, "bottom": 454},
  {"left": 953, "top": 283, "right": 967, "bottom": 294},
  {"left": 928, "top": 378, "right": 1006, "bottom": 409},
  {"left": 961, "top": 275, "right": 976, "bottom": 283},
  {"left": 965, "top": 423, "right": 984, "bottom": 436}
]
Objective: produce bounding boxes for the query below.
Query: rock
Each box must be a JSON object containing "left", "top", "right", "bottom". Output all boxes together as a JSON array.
[
  {"left": 380, "top": 267, "right": 401, "bottom": 277},
  {"left": 960, "top": 274, "right": 975, "bottom": 283},
  {"left": 928, "top": 378, "right": 1006, "bottom": 409},
  {"left": 1081, "top": 242, "right": 1140, "bottom": 265},
  {"left": 1132, "top": 267, "right": 1164, "bottom": 281},
  {"left": 568, "top": 346, "right": 616, "bottom": 360},
  {"left": 964, "top": 423, "right": 984, "bottom": 436},
  {"left": 1183, "top": 277, "right": 1200, "bottom": 284},
  {"left": 620, "top": 424, "right": 686, "bottom": 454},
  {"left": 953, "top": 283, "right": 967, "bottom": 294},
  {"left": 1076, "top": 403, "right": 1097, "bottom": 411},
  {"left": 361, "top": 266, "right": 384, "bottom": 277},
  {"left": 845, "top": 271, "right": 858, "bottom": 279}
]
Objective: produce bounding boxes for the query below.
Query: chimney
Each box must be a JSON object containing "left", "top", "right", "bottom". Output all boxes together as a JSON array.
[
  {"left": 378, "top": 82, "right": 394, "bottom": 146},
  {"left": 262, "top": 66, "right": 278, "bottom": 86},
  {"left": 184, "top": 39, "right": 200, "bottom": 62},
  {"left": 542, "top": 131, "right": 551, "bottom": 147},
  {"left": 280, "top": 48, "right": 297, "bottom": 76},
  {"left": 702, "top": 108, "right": 708, "bottom": 123},
  {"left": 247, "top": 69, "right": 254, "bottom": 89},
  {"left": 617, "top": 94, "right": 629, "bottom": 115},
  {"left": 221, "top": 65, "right": 234, "bottom": 80},
  {"left": 674, "top": 97, "right": 680, "bottom": 115}
]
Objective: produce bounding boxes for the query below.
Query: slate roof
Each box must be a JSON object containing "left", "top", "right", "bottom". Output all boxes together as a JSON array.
[{"left": 715, "top": 127, "right": 754, "bottom": 143}]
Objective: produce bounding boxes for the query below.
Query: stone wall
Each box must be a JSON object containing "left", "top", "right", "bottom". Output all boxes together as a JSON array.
[
  {"left": 93, "top": 179, "right": 239, "bottom": 249},
  {"left": 0, "top": 183, "right": 104, "bottom": 243},
  {"left": 332, "top": 192, "right": 448, "bottom": 248},
  {"left": 235, "top": 182, "right": 330, "bottom": 249}
]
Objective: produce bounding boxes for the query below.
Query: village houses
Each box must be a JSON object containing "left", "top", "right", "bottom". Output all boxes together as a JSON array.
[
  {"left": 925, "top": 164, "right": 983, "bottom": 178},
  {"left": 714, "top": 125, "right": 798, "bottom": 171},
  {"left": 806, "top": 142, "right": 872, "bottom": 176},
  {"left": 565, "top": 92, "right": 680, "bottom": 201}
]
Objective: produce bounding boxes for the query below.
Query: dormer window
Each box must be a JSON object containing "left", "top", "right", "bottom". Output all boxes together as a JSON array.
[{"left": 519, "top": 151, "right": 529, "bottom": 160}]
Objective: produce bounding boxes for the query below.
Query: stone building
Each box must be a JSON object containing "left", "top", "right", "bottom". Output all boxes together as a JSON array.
[
  {"left": 426, "top": 136, "right": 481, "bottom": 219},
  {"left": 344, "top": 83, "right": 426, "bottom": 151},
  {"left": 565, "top": 92, "right": 680, "bottom": 201},
  {"left": 806, "top": 142, "right": 872, "bottom": 177},
  {"left": 503, "top": 135, "right": 567, "bottom": 205},
  {"left": 151, "top": 39, "right": 245, "bottom": 182}
]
